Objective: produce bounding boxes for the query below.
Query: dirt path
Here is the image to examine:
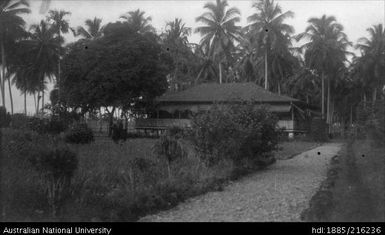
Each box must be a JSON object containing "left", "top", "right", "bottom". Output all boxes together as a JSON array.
[{"left": 139, "top": 143, "right": 343, "bottom": 222}]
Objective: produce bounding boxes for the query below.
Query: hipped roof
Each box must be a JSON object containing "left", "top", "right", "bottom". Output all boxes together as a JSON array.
[{"left": 156, "top": 82, "right": 298, "bottom": 103}]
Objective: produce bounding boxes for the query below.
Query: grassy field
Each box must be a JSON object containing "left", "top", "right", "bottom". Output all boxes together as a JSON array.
[{"left": 1, "top": 129, "right": 321, "bottom": 221}]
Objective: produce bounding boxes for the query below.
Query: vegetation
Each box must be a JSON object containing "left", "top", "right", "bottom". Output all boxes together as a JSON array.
[
  {"left": 190, "top": 103, "right": 278, "bottom": 169},
  {"left": 0, "top": 0, "right": 384, "bottom": 223},
  {"left": 64, "top": 123, "right": 94, "bottom": 144},
  {"left": 0, "top": 0, "right": 382, "bottom": 127},
  {"left": 61, "top": 21, "right": 170, "bottom": 129}
]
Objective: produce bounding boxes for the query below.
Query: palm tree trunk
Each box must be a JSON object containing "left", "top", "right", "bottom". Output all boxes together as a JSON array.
[
  {"left": 36, "top": 91, "right": 40, "bottom": 115},
  {"left": 321, "top": 72, "right": 325, "bottom": 120},
  {"left": 24, "top": 91, "right": 27, "bottom": 116},
  {"left": 372, "top": 87, "right": 377, "bottom": 106},
  {"left": 363, "top": 92, "right": 367, "bottom": 108},
  {"left": 327, "top": 76, "right": 330, "bottom": 125},
  {"left": 1, "top": 41, "right": 6, "bottom": 107},
  {"left": 58, "top": 28, "right": 61, "bottom": 101},
  {"left": 195, "top": 67, "right": 204, "bottom": 85},
  {"left": 264, "top": 49, "right": 268, "bottom": 90},
  {"left": 219, "top": 62, "right": 222, "bottom": 84},
  {"left": 33, "top": 92, "right": 36, "bottom": 114},
  {"left": 7, "top": 76, "right": 13, "bottom": 114},
  {"left": 41, "top": 91, "right": 44, "bottom": 112},
  {"left": 277, "top": 82, "right": 281, "bottom": 95}
]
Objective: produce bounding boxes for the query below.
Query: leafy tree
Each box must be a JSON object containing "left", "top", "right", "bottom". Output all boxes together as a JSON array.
[
  {"left": 195, "top": 0, "right": 242, "bottom": 84},
  {"left": 247, "top": 0, "right": 294, "bottom": 91},
  {"left": 120, "top": 9, "right": 155, "bottom": 34},
  {"left": 0, "top": 0, "right": 30, "bottom": 113},
  {"left": 61, "top": 22, "right": 170, "bottom": 131}
]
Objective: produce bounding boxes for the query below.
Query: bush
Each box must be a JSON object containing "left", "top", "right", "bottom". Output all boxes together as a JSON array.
[
  {"left": 190, "top": 102, "right": 279, "bottom": 168},
  {"left": 29, "top": 145, "right": 78, "bottom": 217},
  {"left": 0, "top": 106, "right": 11, "bottom": 127},
  {"left": 64, "top": 123, "right": 94, "bottom": 144},
  {"left": 9, "top": 114, "right": 69, "bottom": 135},
  {"left": 153, "top": 126, "right": 189, "bottom": 178},
  {"left": 9, "top": 113, "right": 30, "bottom": 129}
]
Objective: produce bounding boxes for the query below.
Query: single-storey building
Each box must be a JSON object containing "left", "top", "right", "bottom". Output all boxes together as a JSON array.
[{"left": 135, "top": 82, "right": 315, "bottom": 136}]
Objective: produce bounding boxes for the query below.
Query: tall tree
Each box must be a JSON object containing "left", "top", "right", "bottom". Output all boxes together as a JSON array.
[
  {"left": 120, "top": 9, "right": 155, "bottom": 34},
  {"left": 27, "top": 20, "right": 61, "bottom": 114},
  {"left": 61, "top": 22, "right": 169, "bottom": 132},
  {"left": 75, "top": 17, "right": 104, "bottom": 39},
  {"left": 0, "top": 0, "right": 30, "bottom": 113},
  {"left": 161, "top": 18, "right": 197, "bottom": 90},
  {"left": 355, "top": 24, "right": 385, "bottom": 104},
  {"left": 46, "top": 9, "right": 70, "bottom": 106},
  {"left": 297, "top": 15, "right": 351, "bottom": 124},
  {"left": 247, "top": 0, "right": 294, "bottom": 91},
  {"left": 195, "top": 0, "right": 241, "bottom": 84}
]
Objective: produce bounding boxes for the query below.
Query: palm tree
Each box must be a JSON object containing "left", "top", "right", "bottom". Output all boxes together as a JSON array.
[
  {"left": 27, "top": 20, "right": 61, "bottom": 114},
  {"left": 247, "top": 0, "right": 294, "bottom": 90},
  {"left": 297, "top": 15, "right": 351, "bottom": 123},
  {"left": 356, "top": 24, "right": 385, "bottom": 104},
  {"left": 120, "top": 9, "right": 155, "bottom": 34},
  {"left": 46, "top": 9, "right": 70, "bottom": 106},
  {"left": 0, "top": 0, "right": 30, "bottom": 113},
  {"left": 162, "top": 18, "right": 193, "bottom": 90},
  {"left": 233, "top": 30, "right": 262, "bottom": 83},
  {"left": 192, "top": 44, "right": 217, "bottom": 84},
  {"left": 75, "top": 17, "right": 104, "bottom": 39},
  {"left": 195, "top": 0, "right": 242, "bottom": 84}
]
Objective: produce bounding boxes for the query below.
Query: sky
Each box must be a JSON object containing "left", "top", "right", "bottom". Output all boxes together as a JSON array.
[{"left": 4, "top": 0, "right": 385, "bottom": 114}]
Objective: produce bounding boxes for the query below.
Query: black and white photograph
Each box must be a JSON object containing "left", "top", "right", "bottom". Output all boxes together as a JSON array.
[{"left": 0, "top": 0, "right": 384, "bottom": 225}]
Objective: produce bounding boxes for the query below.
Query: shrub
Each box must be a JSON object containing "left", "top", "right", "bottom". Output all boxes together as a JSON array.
[
  {"left": 0, "top": 106, "right": 11, "bottom": 127},
  {"left": 190, "top": 102, "right": 279, "bottom": 168},
  {"left": 9, "top": 113, "right": 30, "bottom": 129},
  {"left": 153, "top": 126, "right": 189, "bottom": 177},
  {"left": 64, "top": 123, "right": 94, "bottom": 144},
  {"left": 9, "top": 114, "right": 69, "bottom": 135},
  {"left": 29, "top": 145, "right": 78, "bottom": 217}
]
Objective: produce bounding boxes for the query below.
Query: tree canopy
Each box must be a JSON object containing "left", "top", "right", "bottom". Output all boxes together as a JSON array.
[{"left": 61, "top": 22, "right": 170, "bottom": 114}]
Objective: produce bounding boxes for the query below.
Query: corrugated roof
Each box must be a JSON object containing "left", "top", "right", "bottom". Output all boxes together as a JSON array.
[{"left": 156, "top": 82, "right": 298, "bottom": 103}]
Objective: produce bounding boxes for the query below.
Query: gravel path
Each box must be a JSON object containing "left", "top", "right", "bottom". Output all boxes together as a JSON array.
[{"left": 139, "top": 143, "right": 343, "bottom": 222}]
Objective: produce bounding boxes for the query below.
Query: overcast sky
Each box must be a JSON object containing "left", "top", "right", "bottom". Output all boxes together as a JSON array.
[{"left": 5, "top": 0, "right": 385, "bottom": 114}]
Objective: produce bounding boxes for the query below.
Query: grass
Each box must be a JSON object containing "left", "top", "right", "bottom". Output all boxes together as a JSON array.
[{"left": 274, "top": 140, "right": 321, "bottom": 160}]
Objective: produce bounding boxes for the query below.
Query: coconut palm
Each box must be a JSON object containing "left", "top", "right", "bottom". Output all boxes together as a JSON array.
[
  {"left": 297, "top": 15, "right": 352, "bottom": 123},
  {"left": 27, "top": 20, "right": 61, "bottom": 114},
  {"left": 247, "top": 0, "right": 294, "bottom": 90},
  {"left": 233, "top": 30, "right": 262, "bottom": 83},
  {"left": 120, "top": 9, "right": 155, "bottom": 34},
  {"left": 195, "top": 0, "right": 242, "bottom": 84},
  {"left": 355, "top": 24, "right": 385, "bottom": 104},
  {"left": 161, "top": 18, "right": 194, "bottom": 90},
  {"left": 46, "top": 9, "right": 70, "bottom": 105},
  {"left": 0, "top": 0, "right": 30, "bottom": 113},
  {"left": 75, "top": 17, "right": 105, "bottom": 39},
  {"left": 193, "top": 44, "right": 217, "bottom": 84}
]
